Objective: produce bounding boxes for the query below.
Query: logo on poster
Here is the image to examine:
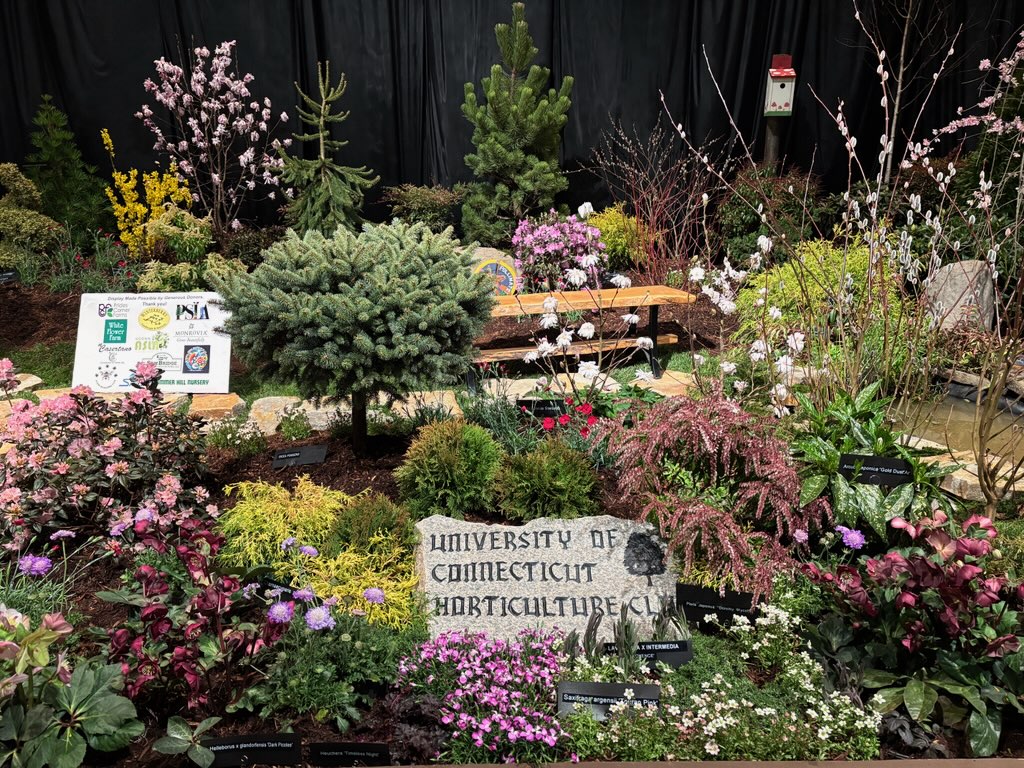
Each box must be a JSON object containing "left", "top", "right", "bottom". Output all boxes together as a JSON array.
[
  {"left": 134, "top": 332, "right": 168, "bottom": 351},
  {"left": 176, "top": 303, "right": 210, "bottom": 321},
  {"left": 138, "top": 307, "right": 170, "bottom": 330},
  {"left": 182, "top": 345, "right": 211, "bottom": 374},
  {"left": 94, "top": 363, "right": 119, "bottom": 388},
  {"left": 103, "top": 319, "right": 128, "bottom": 344},
  {"left": 98, "top": 303, "right": 114, "bottom": 318}
]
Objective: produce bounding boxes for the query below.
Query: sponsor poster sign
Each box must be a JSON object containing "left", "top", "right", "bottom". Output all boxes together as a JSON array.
[{"left": 72, "top": 292, "right": 231, "bottom": 393}]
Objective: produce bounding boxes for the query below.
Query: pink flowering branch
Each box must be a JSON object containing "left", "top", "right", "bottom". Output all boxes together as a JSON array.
[{"left": 136, "top": 40, "right": 290, "bottom": 235}]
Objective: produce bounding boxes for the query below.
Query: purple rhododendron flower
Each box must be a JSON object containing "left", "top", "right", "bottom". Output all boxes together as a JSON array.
[
  {"left": 836, "top": 525, "right": 866, "bottom": 550},
  {"left": 18, "top": 555, "right": 53, "bottom": 577},
  {"left": 363, "top": 587, "right": 385, "bottom": 604},
  {"left": 305, "top": 605, "right": 335, "bottom": 631}
]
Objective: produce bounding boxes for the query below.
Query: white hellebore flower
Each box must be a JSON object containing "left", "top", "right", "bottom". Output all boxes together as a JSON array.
[
  {"left": 621, "top": 313, "right": 640, "bottom": 325},
  {"left": 720, "top": 361, "right": 737, "bottom": 375},
  {"left": 689, "top": 266, "right": 706, "bottom": 283},
  {"left": 542, "top": 296, "right": 559, "bottom": 313},
  {"left": 578, "top": 361, "right": 600, "bottom": 380},
  {"left": 768, "top": 306, "right": 783, "bottom": 321},
  {"left": 565, "top": 268, "right": 588, "bottom": 287},
  {"left": 610, "top": 274, "right": 632, "bottom": 289},
  {"left": 540, "top": 313, "right": 559, "bottom": 329},
  {"left": 578, "top": 322, "right": 596, "bottom": 339},
  {"left": 577, "top": 201, "right": 594, "bottom": 219},
  {"left": 634, "top": 369, "right": 655, "bottom": 382},
  {"left": 635, "top": 336, "right": 654, "bottom": 350},
  {"left": 556, "top": 330, "right": 574, "bottom": 349},
  {"left": 786, "top": 331, "right": 806, "bottom": 353}
]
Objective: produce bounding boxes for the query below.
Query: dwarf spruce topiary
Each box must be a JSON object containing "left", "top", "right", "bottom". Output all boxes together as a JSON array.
[
  {"left": 461, "top": 2, "right": 573, "bottom": 245},
  {"left": 212, "top": 221, "right": 494, "bottom": 454}
]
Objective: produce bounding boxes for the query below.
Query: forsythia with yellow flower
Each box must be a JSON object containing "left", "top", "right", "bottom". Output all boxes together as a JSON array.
[{"left": 101, "top": 128, "right": 191, "bottom": 256}]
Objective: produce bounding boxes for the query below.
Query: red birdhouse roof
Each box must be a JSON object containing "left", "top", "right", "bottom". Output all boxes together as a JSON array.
[{"left": 769, "top": 53, "right": 795, "bottom": 78}]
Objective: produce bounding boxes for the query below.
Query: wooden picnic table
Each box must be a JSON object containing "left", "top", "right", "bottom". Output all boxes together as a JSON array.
[{"left": 477, "top": 285, "right": 697, "bottom": 379}]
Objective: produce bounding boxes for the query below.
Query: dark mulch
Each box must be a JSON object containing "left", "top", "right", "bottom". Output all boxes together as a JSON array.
[
  {"left": 207, "top": 432, "right": 410, "bottom": 505},
  {"left": 0, "top": 283, "right": 80, "bottom": 349}
]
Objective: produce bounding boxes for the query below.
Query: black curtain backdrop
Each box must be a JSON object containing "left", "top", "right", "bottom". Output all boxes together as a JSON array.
[{"left": 2, "top": 0, "right": 1023, "bottom": 219}]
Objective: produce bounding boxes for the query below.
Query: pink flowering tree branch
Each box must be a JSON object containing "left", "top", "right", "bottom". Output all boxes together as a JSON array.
[{"left": 136, "top": 40, "right": 290, "bottom": 236}]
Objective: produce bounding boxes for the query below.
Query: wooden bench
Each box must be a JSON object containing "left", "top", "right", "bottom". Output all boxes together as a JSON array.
[{"left": 472, "top": 285, "right": 697, "bottom": 380}]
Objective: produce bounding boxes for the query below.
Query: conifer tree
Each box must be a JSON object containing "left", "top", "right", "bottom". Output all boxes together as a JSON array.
[
  {"left": 24, "top": 95, "right": 107, "bottom": 236},
  {"left": 212, "top": 221, "right": 494, "bottom": 455},
  {"left": 461, "top": 2, "right": 573, "bottom": 245},
  {"left": 277, "top": 62, "right": 378, "bottom": 235}
]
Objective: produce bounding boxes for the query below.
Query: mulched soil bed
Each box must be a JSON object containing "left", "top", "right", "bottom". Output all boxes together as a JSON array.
[{"left": 0, "top": 283, "right": 80, "bottom": 349}]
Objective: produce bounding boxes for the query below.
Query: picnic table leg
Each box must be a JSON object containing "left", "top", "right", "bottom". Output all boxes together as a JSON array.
[{"left": 647, "top": 305, "right": 662, "bottom": 378}]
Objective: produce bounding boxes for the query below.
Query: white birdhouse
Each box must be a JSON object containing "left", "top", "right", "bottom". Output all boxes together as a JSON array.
[{"left": 764, "top": 54, "right": 796, "bottom": 117}]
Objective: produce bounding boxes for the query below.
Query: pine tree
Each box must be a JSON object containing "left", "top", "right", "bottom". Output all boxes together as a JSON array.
[
  {"left": 211, "top": 221, "right": 494, "bottom": 455},
  {"left": 277, "top": 62, "right": 379, "bottom": 235},
  {"left": 24, "top": 94, "right": 107, "bottom": 237},
  {"left": 461, "top": 2, "right": 573, "bottom": 245}
]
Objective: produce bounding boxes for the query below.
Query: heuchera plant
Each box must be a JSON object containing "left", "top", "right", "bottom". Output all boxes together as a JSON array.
[
  {"left": 804, "top": 512, "right": 1024, "bottom": 756},
  {"left": 397, "top": 629, "right": 570, "bottom": 763},
  {"left": 0, "top": 360, "right": 215, "bottom": 552},
  {"left": 512, "top": 210, "right": 607, "bottom": 292},
  {"left": 136, "top": 40, "right": 289, "bottom": 234}
]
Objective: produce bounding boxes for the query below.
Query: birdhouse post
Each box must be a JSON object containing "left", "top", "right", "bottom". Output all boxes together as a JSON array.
[{"left": 763, "top": 53, "right": 796, "bottom": 167}]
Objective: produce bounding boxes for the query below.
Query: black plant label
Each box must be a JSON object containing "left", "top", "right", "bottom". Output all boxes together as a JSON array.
[
  {"left": 307, "top": 742, "right": 390, "bottom": 767},
  {"left": 271, "top": 443, "right": 328, "bottom": 469},
  {"left": 838, "top": 453, "right": 914, "bottom": 486},
  {"left": 201, "top": 734, "right": 302, "bottom": 767}
]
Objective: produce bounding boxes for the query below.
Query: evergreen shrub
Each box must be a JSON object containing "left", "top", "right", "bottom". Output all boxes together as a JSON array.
[
  {"left": 0, "top": 163, "right": 60, "bottom": 267},
  {"left": 461, "top": 2, "right": 573, "bottom": 244},
  {"left": 396, "top": 420, "right": 503, "bottom": 520},
  {"left": 382, "top": 184, "right": 464, "bottom": 232},
  {"left": 589, "top": 203, "right": 642, "bottom": 271},
  {"left": 211, "top": 221, "right": 494, "bottom": 454},
  {"left": 497, "top": 438, "right": 598, "bottom": 522}
]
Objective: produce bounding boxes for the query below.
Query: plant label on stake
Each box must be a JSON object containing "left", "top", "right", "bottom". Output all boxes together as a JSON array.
[
  {"left": 838, "top": 454, "right": 913, "bottom": 486},
  {"left": 271, "top": 444, "right": 328, "bottom": 469},
  {"left": 307, "top": 742, "right": 390, "bottom": 767},
  {"left": 200, "top": 734, "right": 301, "bottom": 767}
]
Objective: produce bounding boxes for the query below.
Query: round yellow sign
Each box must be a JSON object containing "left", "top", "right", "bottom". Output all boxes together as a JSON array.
[
  {"left": 138, "top": 307, "right": 170, "bottom": 330},
  {"left": 473, "top": 258, "right": 518, "bottom": 295}
]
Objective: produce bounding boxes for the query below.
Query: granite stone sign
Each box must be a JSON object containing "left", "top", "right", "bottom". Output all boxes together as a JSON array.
[{"left": 414, "top": 515, "right": 677, "bottom": 640}]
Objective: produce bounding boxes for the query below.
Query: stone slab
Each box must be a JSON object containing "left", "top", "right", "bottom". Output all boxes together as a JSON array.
[
  {"left": 392, "top": 390, "right": 463, "bottom": 419},
  {"left": 189, "top": 393, "right": 246, "bottom": 421},
  {"left": 633, "top": 370, "right": 695, "bottom": 398},
  {"left": 248, "top": 396, "right": 303, "bottom": 435},
  {"left": 924, "top": 259, "right": 995, "bottom": 330},
  {"left": 415, "top": 514, "right": 677, "bottom": 642},
  {"left": 12, "top": 374, "right": 43, "bottom": 393}
]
